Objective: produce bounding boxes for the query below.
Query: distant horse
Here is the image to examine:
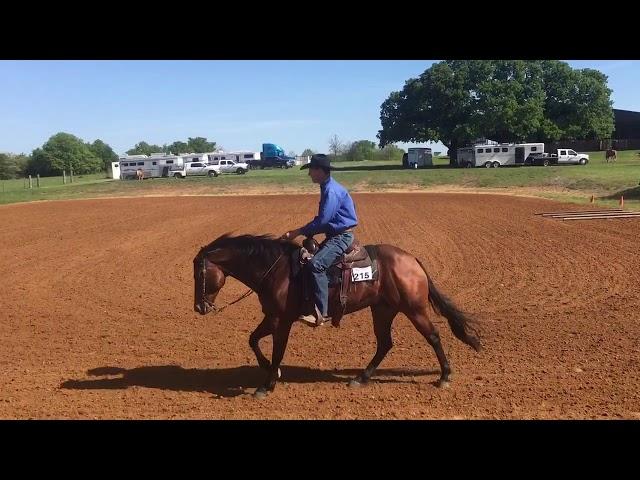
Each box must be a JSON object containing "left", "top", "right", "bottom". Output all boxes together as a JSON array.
[
  {"left": 136, "top": 169, "right": 144, "bottom": 180},
  {"left": 605, "top": 149, "right": 617, "bottom": 163}
]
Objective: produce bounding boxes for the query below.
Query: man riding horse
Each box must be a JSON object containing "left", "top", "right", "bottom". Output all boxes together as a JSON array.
[
  {"left": 281, "top": 154, "right": 358, "bottom": 327},
  {"left": 194, "top": 155, "right": 481, "bottom": 396}
]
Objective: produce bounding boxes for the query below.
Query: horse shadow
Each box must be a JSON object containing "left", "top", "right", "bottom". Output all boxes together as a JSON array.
[{"left": 60, "top": 364, "right": 440, "bottom": 398}]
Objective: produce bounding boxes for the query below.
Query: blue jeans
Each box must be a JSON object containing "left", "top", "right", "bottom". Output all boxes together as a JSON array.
[{"left": 308, "top": 232, "right": 354, "bottom": 316}]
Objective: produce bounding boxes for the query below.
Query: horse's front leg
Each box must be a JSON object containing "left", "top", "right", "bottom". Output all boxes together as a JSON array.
[
  {"left": 254, "top": 318, "right": 293, "bottom": 399},
  {"left": 249, "top": 315, "right": 274, "bottom": 371}
]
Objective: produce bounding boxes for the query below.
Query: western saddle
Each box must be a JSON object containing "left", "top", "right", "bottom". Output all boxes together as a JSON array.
[{"left": 298, "top": 236, "right": 377, "bottom": 312}]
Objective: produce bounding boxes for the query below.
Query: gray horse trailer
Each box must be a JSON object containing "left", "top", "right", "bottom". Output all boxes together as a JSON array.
[{"left": 458, "top": 142, "right": 544, "bottom": 168}]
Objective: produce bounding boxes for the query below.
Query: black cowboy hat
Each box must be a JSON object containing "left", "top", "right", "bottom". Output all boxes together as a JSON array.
[{"left": 300, "top": 153, "right": 335, "bottom": 170}]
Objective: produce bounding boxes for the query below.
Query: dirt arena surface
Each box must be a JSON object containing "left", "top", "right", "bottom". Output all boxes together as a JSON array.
[{"left": 1, "top": 193, "right": 639, "bottom": 419}]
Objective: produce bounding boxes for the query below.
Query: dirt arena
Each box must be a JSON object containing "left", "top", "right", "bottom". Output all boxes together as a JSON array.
[{"left": 1, "top": 193, "right": 639, "bottom": 419}]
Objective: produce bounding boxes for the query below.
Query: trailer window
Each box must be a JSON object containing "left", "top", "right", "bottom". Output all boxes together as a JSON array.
[
  {"left": 152, "top": 161, "right": 157, "bottom": 165},
  {"left": 137, "top": 162, "right": 145, "bottom": 166},
  {"left": 477, "top": 149, "right": 484, "bottom": 153},
  {"left": 494, "top": 148, "right": 500, "bottom": 153},
  {"left": 531, "top": 147, "right": 537, "bottom": 151},
  {"left": 244, "top": 154, "right": 254, "bottom": 159},
  {"left": 166, "top": 160, "right": 174, "bottom": 164},
  {"left": 502, "top": 148, "right": 508, "bottom": 152}
]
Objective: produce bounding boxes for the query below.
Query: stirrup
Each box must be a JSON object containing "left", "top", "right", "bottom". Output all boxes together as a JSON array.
[{"left": 298, "top": 314, "right": 319, "bottom": 327}]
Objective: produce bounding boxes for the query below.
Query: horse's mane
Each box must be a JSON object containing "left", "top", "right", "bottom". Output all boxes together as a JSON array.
[{"left": 199, "top": 233, "right": 299, "bottom": 265}]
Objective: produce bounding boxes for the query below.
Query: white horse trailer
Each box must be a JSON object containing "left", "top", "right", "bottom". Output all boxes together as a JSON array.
[
  {"left": 458, "top": 142, "right": 545, "bottom": 168},
  {"left": 180, "top": 153, "right": 210, "bottom": 164},
  {"left": 118, "top": 155, "right": 184, "bottom": 179},
  {"left": 207, "top": 151, "right": 259, "bottom": 163}
]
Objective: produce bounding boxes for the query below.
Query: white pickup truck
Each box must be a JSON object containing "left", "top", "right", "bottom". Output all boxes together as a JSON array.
[
  {"left": 210, "top": 159, "right": 249, "bottom": 175},
  {"left": 170, "top": 160, "right": 250, "bottom": 178},
  {"left": 527, "top": 149, "right": 590, "bottom": 166},
  {"left": 169, "top": 161, "right": 219, "bottom": 178}
]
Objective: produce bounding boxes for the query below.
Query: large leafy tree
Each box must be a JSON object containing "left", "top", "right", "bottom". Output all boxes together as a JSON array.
[{"left": 378, "top": 60, "right": 614, "bottom": 163}]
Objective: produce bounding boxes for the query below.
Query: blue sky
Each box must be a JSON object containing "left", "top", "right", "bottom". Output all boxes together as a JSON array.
[{"left": 1, "top": 60, "right": 638, "bottom": 156}]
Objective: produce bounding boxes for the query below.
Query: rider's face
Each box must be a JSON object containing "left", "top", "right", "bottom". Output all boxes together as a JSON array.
[{"left": 308, "top": 166, "right": 328, "bottom": 184}]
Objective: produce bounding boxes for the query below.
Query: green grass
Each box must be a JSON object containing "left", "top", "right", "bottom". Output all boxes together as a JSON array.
[
  {"left": 2, "top": 151, "right": 639, "bottom": 209},
  {"left": 0, "top": 173, "right": 113, "bottom": 205}
]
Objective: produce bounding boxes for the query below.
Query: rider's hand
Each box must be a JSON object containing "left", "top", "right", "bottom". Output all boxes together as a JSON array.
[{"left": 281, "top": 229, "right": 300, "bottom": 240}]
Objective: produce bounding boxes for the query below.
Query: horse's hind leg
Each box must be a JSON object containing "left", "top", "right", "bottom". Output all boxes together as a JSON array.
[
  {"left": 404, "top": 306, "right": 452, "bottom": 388},
  {"left": 349, "top": 302, "right": 397, "bottom": 388}
]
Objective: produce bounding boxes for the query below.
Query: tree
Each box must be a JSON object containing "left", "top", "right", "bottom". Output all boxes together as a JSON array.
[
  {"left": 29, "top": 133, "right": 102, "bottom": 175},
  {"left": 186, "top": 137, "right": 216, "bottom": 153},
  {"left": 328, "top": 134, "right": 343, "bottom": 161},
  {"left": 540, "top": 62, "right": 614, "bottom": 141},
  {"left": 288, "top": 150, "right": 297, "bottom": 158},
  {"left": 374, "top": 144, "right": 405, "bottom": 162},
  {"left": 126, "top": 141, "right": 164, "bottom": 156},
  {"left": 126, "top": 137, "right": 218, "bottom": 155},
  {"left": 89, "top": 139, "right": 118, "bottom": 171},
  {"left": 11, "top": 154, "right": 29, "bottom": 177},
  {"left": 167, "top": 141, "right": 188, "bottom": 155},
  {"left": 0, "top": 153, "right": 17, "bottom": 179},
  {"left": 0, "top": 153, "right": 29, "bottom": 179},
  {"left": 26, "top": 149, "right": 46, "bottom": 175},
  {"left": 339, "top": 141, "right": 353, "bottom": 161},
  {"left": 301, "top": 148, "right": 315, "bottom": 157},
  {"left": 378, "top": 60, "right": 614, "bottom": 164},
  {"left": 346, "top": 140, "right": 377, "bottom": 161}
]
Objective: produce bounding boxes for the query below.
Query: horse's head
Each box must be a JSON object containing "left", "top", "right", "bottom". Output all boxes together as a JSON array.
[
  {"left": 193, "top": 234, "right": 294, "bottom": 315},
  {"left": 193, "top": 249, "right": 227, "bottom": 315}
]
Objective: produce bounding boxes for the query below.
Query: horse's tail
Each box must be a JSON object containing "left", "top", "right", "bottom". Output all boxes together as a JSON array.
[{"left": 416, "top": 259, "right": 482, "bottom": 352}]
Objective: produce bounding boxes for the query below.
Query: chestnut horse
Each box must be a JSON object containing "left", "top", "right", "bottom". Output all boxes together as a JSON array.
[{"left": 193, "top": 234, "right": 481, "bottom": 398}]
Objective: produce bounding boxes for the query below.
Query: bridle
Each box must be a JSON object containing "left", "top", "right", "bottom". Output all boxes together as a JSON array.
[{"left": 199, "top": 249, "right": 285, "bottom": 315}]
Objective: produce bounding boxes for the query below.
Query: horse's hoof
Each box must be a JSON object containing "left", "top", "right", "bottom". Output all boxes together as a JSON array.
[
  {"left": 348, "top": 378, "right": 367, "bottom": 389},
  {"left": 277, "top": 368, "right": 282, "bottom": 379},
  {"left": 437, "top": 379, "right": 451, "bottom": 389},
  {"left": 253, "top": 389, "right": 268, "bottom": 400}
]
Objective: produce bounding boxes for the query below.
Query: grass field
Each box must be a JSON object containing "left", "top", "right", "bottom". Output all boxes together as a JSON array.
[{"left": 2, "top": 150, "right": 639, "bottom": 208}]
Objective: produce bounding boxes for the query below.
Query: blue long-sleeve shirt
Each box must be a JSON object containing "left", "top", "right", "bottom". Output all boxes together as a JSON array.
[{"left": 300, "top": 176, "right": 358, "bottom": 237}]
